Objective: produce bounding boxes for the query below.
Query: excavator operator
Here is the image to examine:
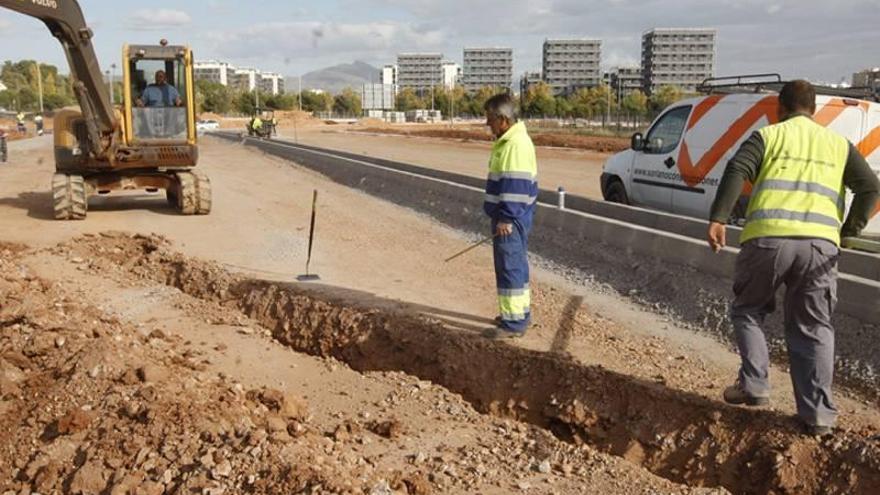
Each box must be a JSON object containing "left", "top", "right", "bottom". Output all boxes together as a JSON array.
[{"left": 137, "top": 70, "right": 182, "bottom": 107}]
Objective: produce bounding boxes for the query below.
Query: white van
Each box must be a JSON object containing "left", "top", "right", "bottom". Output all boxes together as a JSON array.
[{"left": 601, "top": 77, "right": 880, "bottom": 243}]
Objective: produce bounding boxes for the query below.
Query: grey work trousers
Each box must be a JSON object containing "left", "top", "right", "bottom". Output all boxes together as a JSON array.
[{"left": 731, "top": 237, "right": 840, "bottom": 427}]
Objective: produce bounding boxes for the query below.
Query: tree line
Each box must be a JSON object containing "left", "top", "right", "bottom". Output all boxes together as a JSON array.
[
  {"left": 395, "top": 83, "right": 685, "bottom": 119},
  {"left": 1, "top": 58, "right": 689, "bottom": 120},
  {"left": 0, "top": 60, "right": 79, "bottom": 112},
  {"left": 196, "top": 80, "right": 362, "bottom": 117}
]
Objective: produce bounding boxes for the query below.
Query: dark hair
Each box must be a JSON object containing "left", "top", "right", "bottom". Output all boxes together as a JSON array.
[
  {"left": 484, "top": 93, "right": 517, "bottom": 123},
  {"left": 779, "top": 80, "right": 816, "bottom": 113}
]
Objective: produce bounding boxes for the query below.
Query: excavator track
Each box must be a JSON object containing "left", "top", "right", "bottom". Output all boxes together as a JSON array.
[{"left": 51, "top": 173, "right": 88, "bottom": 220}]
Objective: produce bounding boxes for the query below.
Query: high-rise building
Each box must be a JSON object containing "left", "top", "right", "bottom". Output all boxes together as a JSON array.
[
  {"left": 229, "top": 68, "right": 258, "bottom": 93},
  {"left": 381, "top": 64, "right": 398, "bottom": 86},
  {"left": 641, "top": 28, "right": 716, "bottom": 95},
  {"left": 397, "top": 53, "right": 443, "bottom": 92},
  {"left": 542, "top": 39, "right": 602, "bottom": 95},
  {"left": 609, "top": 66, "right": 644, "bottom": 96},
  {"left": 519, "top": 71, "right": 543, "bottom": 96},
  {"left": 193, "top": 60, "right": 233, "bottom": 86},
  {"left": 194, "top": 60, "right": 285, "bottom": 95},
  {"left": 441, "top": 61, "right": 461, "bottom": 90},
  {"left": 462, "top": 47, "right": 513, "bottom": 93},
  {"left": 258, "top": 72, "right": 284, "bottom": 95},
  {"left": 853, "top": 68, "right": 880, "bottom": 90}
]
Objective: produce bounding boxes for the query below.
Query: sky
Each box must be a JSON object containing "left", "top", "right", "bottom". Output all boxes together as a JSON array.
[{"left": 0, "top": 0, "right": 877, "bottom": 84}]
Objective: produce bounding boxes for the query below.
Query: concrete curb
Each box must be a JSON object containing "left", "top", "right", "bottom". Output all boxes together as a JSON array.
[
  {"left": 214, "top": 132, "right": 879, "bottom": 282},
  {"left": 212, "top": 132, "right": 879, "bottom": 326}
]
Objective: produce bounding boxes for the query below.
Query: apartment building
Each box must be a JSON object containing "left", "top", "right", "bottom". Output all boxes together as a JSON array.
[
  {"left": 462, "top": 47, "right": 513, "bottom": 93},
  {"left": 381, "top": 64, "right": 398, "bottom": 86},
  {"left": 542, "top": 39, "right": 602, "bottom": 95},
  {"left": 853, "top": 68, "right": 880, "bottom": 89},
  {"left": 397, "top": 53, "right": 443, "bottom": 91},
  {"left": 194, "top": 60, "right": 285, "bottom": 95},
  {"left": 609, "top": 66, "right": 643, "bottom": 95},
  {"left": 641, "top": 28, "right": 716, "bottom": 95}
]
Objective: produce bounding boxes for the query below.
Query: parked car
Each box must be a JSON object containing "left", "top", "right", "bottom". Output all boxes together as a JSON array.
[
  {"left": 600, "top": 77, "right": 880, "bottom": 243},
  {"left": 196, "top": 119, "right": 220, "bottom": 133}
]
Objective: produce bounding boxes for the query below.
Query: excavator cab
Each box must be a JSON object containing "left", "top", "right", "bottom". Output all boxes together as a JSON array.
[{"left": 123, "top": 41, "right": 196, "bottom": 144}]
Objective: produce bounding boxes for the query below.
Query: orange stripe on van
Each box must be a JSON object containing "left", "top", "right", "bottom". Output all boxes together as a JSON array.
[
  {"left": 687, "top": 95, "right": 724, "bottom": 130},
  {"left": 857, "top": 125, "right": 880, "bottom": 158},
  {"left": 677, "top": 95, "right": 778, "bottom": 187},
  {"left": 814, "top": 98, "right": 848, "bottom": 126}
]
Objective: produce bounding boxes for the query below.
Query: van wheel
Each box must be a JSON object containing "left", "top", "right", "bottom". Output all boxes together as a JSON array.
[{"left": 605, "top": 180, "right": 629, "bottom": 205}]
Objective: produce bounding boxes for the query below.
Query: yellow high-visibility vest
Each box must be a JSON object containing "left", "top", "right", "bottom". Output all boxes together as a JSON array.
[{"left": 741, "top": 115, "right": 849, "bottom": 246}]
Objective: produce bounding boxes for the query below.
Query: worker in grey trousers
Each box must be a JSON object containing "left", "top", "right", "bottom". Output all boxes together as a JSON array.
[{"left": 707, "top": 80, "right": 880, "bottom": 436}]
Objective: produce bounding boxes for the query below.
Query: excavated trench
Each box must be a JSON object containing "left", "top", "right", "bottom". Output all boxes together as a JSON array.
[{"left": 72, "top": 234, "right": 880, "bottom": 495}]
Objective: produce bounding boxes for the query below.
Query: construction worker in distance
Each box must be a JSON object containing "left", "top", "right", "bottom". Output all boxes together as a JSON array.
[
  {"left": 708, "top": 80, "right": 880, "bottom": 437},
  {"left": 0, "top": 127, "right": 7, "bottom": 163},
  {"left": 16, "top": 112, "right": 26, "bottom": 134},
  {"left": 251, "top": 115, "right": 263, "bottom": 135},
  {"left": 481, "top": 93, "right": 539, "bottom": 339},
  {"left": 34, "top": 114, "right": 44, "bottom": 136}
]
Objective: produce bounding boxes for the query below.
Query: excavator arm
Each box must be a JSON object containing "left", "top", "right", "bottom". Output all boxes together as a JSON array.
[{"left": 0, "top": 0, "right": 117, "bottom": 159}]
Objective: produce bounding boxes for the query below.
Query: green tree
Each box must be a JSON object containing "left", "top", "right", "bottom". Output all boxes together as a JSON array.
[
  {"left": 462, "top": 86, "right": 502, "bottom": 117},
  {"left": 568, "top": 86, "right": 616, "bottom": 119},
  {"left": 196, "top": 80, "right": 232, "bottom": 114},
  {"left": 428, "top": 85, "right": 466, "bottom": 119},
  {"left": 300, "top": 90, "right": 332, "bottom": 113},
  {"left": 265, "top": 93, "right": 298, "bottom": 111},
  {"left": 522, "top": 82, "right": 555, "bottom": 117},
  {"left": 650, "top": 85, "right": 684, "bottom": 112},
  {"left": 554, "top": 96, "right": 573, "bottom": 118},
  {"left": 233, "top": 90, "right": 269, "bottom": 115},
  {"left": 333, "top": 88, "right": 362, "bottom": 116},
  {"left": 395, "top": 87, "right": 423, "bottom": 112},
  {"left": 621, "top": 90, "right": 648, "bottom": 116},
  {"left": 0, "top": 59, "right": 77, "bottom": 111}
]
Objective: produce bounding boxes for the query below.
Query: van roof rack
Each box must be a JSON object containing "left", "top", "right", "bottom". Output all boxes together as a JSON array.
[{"left": 698, "top": 74, "right": 879, "bottom": 102}]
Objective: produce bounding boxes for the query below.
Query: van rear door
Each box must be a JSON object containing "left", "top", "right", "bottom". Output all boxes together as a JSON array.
[
  {"left": 857, "top": 102, "right": 880, "bottom": 238},
  {"left": 630, "top": 105, "right": 692, "bottom": 211}
]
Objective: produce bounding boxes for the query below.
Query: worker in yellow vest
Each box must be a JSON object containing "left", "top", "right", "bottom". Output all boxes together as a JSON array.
[
  {"left": 481, "top": 93, "right": 538, "bottom": 339},
  {"left": 16, "top": 112, "right": 26, "bottom": 134},
  {"left": 708, "top": 80, "right": 880, "bottom": 437}
]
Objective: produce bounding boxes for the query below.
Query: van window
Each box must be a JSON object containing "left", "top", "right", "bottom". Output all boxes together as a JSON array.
[{"left": 645, "top": 106, "right": 691, "bottom": 154}]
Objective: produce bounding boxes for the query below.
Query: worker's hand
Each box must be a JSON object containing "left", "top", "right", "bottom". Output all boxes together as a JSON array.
[
  {"left": 496, "top": 222, "right": 514, "bottom": 238},
  {"left": 707, "top": 222, "right": 727, "bottom": 253}
]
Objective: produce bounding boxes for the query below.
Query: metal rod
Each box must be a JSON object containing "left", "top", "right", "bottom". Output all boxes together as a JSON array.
[
  {"left": 444, "top": 235, "right": 495, "bottom": 263},
  {"left": 305, "top": 189, "right": 318, "bottom": 275}
]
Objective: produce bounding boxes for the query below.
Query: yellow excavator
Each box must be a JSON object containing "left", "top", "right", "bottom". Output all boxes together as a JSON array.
[{"left": 0, "top": 0, "right": 210, "bottom": 219}]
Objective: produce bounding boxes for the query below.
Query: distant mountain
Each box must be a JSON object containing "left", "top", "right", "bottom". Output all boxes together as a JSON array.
[{"left": 288, "top": 61, "right": 379, "bottom": 94}]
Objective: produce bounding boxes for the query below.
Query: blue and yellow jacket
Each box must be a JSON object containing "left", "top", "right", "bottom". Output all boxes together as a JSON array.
[{"left": 483, "top": 121, "right": 538, "bottom": 224}]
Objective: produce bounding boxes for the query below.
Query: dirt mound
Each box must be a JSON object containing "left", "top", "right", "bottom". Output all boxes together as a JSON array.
[
  {"left": 353, "top": 127, "right": 629, "bottom": 153},
  {"left": 0, "top": 244, "right": 433, "bottom": 494},
  {"left": 62, "top": 232, "right": 880, "bottom": 495}
]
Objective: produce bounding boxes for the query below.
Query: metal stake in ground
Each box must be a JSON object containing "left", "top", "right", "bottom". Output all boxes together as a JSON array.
[{"left": 297, "top": 189, "right": 321, "bottom": 281}]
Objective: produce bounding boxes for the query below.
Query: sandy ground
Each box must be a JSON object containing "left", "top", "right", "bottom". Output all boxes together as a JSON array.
[
  {"left": 284, "top": 127, "right": 610, "bottom": 201},
  {"left": 1, "top": 135, "right": 879, "bottom": 494}
]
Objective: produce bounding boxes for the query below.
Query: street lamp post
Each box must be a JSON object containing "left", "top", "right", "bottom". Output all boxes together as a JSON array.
[
  {"left": 34, "top": 62, "right": 44, "bottom": 114},
  {"left": 109, "top": 64, "right": 116, "bottom": 104}
]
